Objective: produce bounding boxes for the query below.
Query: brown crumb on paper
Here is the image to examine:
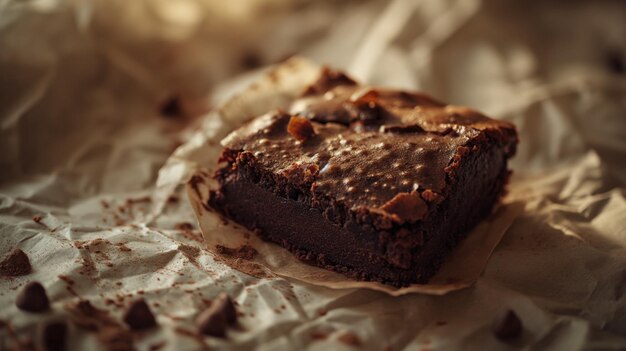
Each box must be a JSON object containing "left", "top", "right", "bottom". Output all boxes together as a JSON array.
[
  {"left": 337, "top": 331, "right": 362, "bottom": 347},
  {"left": 213, "top": 245, "right": 274, "bottom": 279},
  {"left": 311, "top": 331, "right": 328, "bottom": 340},
  {"left": 0, "top": 248, "right": 32, "bottom": 277},
  {"left": 149, "top": 341, "right": 167, "bottom": 351},
  {"left": 67, "top": 300, "right": 134, "bottom": 350},
  {"left": 216, "top": 245, "right": 258, "bottom": 260}
]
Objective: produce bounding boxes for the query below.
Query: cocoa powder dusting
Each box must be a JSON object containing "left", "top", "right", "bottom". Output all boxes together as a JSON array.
[
  {"left": 0, "top": 248, "right": 32, "bottom": 277},
  {"left": 212, "top": 245, "right": 273, "bottom": 279},
  {"left": 175, "top": 222, "right": 203, "bottom": 243},
  {"left": 215, "top": 245, "right": 257, "bottom": 260}
]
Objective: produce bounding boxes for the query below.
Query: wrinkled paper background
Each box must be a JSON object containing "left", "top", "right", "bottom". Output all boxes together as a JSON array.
[{"left": 1, "top": 0, "right": 626, "bottom": 350}]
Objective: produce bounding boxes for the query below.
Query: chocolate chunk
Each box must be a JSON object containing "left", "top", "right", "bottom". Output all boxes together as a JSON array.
[
  {"left": 493, "top": 310, "right": 523, "bottom": 340},
  {"left": 16, "top": 282, "right": 49, "bottom": 312},
  {"left": 287, "top": 116, "right": 316, "bottom": 142},
  {"left": 0, "top": 248, "right": 32, "bottom": 277},
  {"left": 41, "top": 320, "right": 68, "bottom": 351},
  {"left": 195, "top": 293, "right": 237, "bottom": 337},
  {"left": 123, "top": 299, "right": 157, "bottom": 330},
  {"left": 302, "top": 67, "right": 357, "bottom": 96},
  {"left": 380, "top": 191, "right": 428, "bottom": 223}
]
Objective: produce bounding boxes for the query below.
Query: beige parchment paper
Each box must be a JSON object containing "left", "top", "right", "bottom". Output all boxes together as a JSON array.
[{"left": 1, "top": 0, "right": 626, "bottom": 350}]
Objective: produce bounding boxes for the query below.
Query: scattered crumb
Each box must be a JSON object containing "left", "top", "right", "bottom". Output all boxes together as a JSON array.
[
  {"left": 0, "top": 248, "right": 32, "bottom": 277},
  {"left": 58, "top": 275, "right": 75, "bottom": 286},
  {"left": 338, "top": 331, "right": 361, "bottom": 347},
  {"left": 311, "top": 331, "right": 328, "bottom": 340},
  {"left": 215, "top": 245, "right": 257, "bottom": 260},
  {"left": 126, "top": 197, "right": 151, "bottom": 205},
  {"left": 149, "top": 341, "right": 167, "bottom": 351}
]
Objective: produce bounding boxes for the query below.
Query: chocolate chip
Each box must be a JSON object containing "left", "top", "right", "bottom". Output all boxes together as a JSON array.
[
  {"left": 16, "top": 282, "right": 49, "bottom": 312},
  {"left": 493, "top": 310, "right": 523, "bottom": 341},
  {"left": 0, "top": 248, "right": 32, "bottom": 277},
  {"left": 159, "top": 96, "right": 183, "bottom": 118},
  {"left": 287, "top": 116, "right": 316, "bottom": 142},
  {"left": 195, "top": 293, "right": 237, "bottom": 337},
  {"left": 41, "top": 320, "right": 68, "bottom": 351},
  {"left": 123, "top": 299, "right": 157, "bottom": 330}
]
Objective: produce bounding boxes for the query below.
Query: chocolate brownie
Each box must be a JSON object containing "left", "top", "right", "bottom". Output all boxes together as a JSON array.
[{"left": 208, "top": 68, "right": 517, "bottom": 287}]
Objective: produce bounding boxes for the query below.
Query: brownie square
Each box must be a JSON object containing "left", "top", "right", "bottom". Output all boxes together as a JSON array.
[{"left": 208, "top": 68, "right": 517, "bottom": 287}]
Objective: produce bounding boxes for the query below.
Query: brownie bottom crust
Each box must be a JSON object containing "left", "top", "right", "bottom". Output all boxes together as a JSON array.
[{"left": 209, "top": 145, "right": 509, "bottom": 287}]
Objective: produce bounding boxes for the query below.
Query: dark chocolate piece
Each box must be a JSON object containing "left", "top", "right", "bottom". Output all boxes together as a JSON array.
[
  {"left": 123, "top": 299, "right": 157, "bottom": 330},
  {"left": 16, "top": 282, "right": 49, "bottom": 312},
  {"left": 0, "top": 248, "right": 32, "bottom": 277},
  {"left": 41, "top": 320, "right": 68, "bottom": 351},
  {"left": 493, "top": 310, "right": 523, "bottom": 340},
  {"left": 195, "top": 293, "right": 237, "bottom": 337},
  {"left": 209, "top": 68, "right": 518, "bottom": 286}
]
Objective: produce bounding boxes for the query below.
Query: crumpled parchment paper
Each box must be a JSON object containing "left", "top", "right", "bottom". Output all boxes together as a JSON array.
[{"left": 1, "top": 0, "right": 626, "bottom": 350}]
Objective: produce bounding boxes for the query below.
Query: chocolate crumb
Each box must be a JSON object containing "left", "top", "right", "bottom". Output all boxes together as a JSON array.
[
  {"left": 606, "top": 49, "right": 624, "bottom": 74},
  {"left": 16, "top": 282, "right": 49, "bottom": 312},
  {"left": 32, "top": 215, "right": 43, "bottom": 224},
  {"left": 303, "top": 67, "right": 357, "bottom": 96},
  {"left": 195, "top": 293, "right": 237, "bottom": 337},
  {"left": 0, "top": 248, "right": 32, "bottom": 277},
  {"left": 160, "top": 96, "right": 184, "bottom": 118},
  {"left": 167, "top": 195, "right": 180, "bottom": 204},
  {"left": 241, "top": 51, "right": 262, "bottom": 70},
  {"left": 123, "top": 299, "right": 157, "bottom": 330},
  {"left": 41, "top": 320, "right": 68, "bottom": 351},
  {"left": 68, "top": 300, "right": 134, "bottom": 350},
  {"left": 215, "top": 245, "right": 257, "bottom": 260},
  {"left": 125, "top": 196, "right": 151, "bottom": 205},
  {"left": 287, "top": 116, "right": 316, "bottom": 142},
  {"left": 175, "top": 222, "right": 194, "bottom": 231},
  {"left": 310, "top": 331, "right": 327, "bottom": 340},
  {"left": 493, "top": 310, "right": 522, "bottom": 341},
  {"left": 99, "top": 326, "right": 133, "bottom": 351},
  {"left": 337, "top": 331, "right": 361, "bottom": 347},
  {"left": 149, "top": 341, "right": 167, "bottom": 351}
]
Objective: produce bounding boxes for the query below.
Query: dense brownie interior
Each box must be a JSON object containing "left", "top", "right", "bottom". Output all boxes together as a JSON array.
[{"left": 208, "top": 69, "right": 517, "bottom": 286}]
